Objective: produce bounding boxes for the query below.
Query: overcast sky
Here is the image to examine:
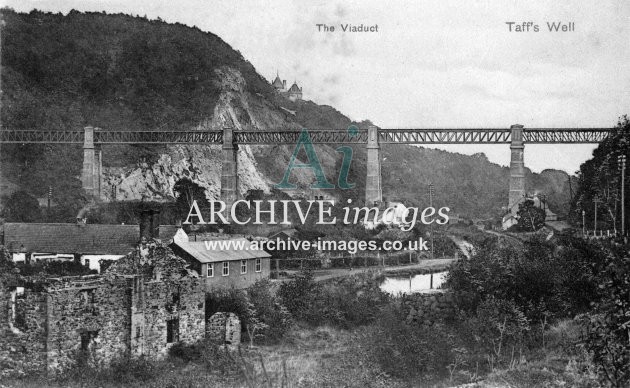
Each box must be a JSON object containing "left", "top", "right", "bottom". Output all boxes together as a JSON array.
[{"left": 4, "top": 0, "right": 630, "bottom": 174}]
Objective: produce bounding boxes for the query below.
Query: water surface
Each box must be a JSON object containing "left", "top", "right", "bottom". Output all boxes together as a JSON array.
[{"left": 380, "top": 271, "right": 447, "bottom": 295}]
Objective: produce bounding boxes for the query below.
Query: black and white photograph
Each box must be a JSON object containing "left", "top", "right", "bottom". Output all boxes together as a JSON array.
[{"left": 0, "top": 1, "right": 629, "bottom": 387}]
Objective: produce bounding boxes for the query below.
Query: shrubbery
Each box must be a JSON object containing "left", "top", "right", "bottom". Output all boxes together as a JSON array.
[
  {"left": 278, "top": 271, "right": 390, "bottom": 328},
  {"left": 206, "top": 279, "right": 292, "bottom": 345},
  {"left": 579, "top": 245, "right": 630, "bottom": 387},
  {"left": 446, "top": 235, "right": 601, "bottom": 320},
  {"left": 368, "top": 303, "right": 455, "bottom": 382},
  {"left": 445, "top": 234, "right": 630, "bottom": 387}
]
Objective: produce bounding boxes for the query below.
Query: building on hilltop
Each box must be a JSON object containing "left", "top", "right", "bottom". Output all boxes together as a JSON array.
[{"left": 271, "top": 72, "right": 303, "bottom": 101}]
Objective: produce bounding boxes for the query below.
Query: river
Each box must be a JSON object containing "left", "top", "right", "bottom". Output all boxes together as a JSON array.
[{"left": 380, "top": 271, "right": 448, "bottom": 295}]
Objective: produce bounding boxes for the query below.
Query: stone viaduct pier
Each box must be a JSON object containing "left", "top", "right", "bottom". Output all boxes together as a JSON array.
[{"left": 0, "top": 125, "right": 612, "bottom": 212}]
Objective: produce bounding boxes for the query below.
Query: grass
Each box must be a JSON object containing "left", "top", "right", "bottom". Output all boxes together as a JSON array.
[
  {"left": 470, "top": 319, "right": 599, "bottom": 388},
  {"left": 1, "top": 319, "right": 601, "bottom": 388},
  {"left": 1, "top": 326, "right": 400, "bottom": 388}
]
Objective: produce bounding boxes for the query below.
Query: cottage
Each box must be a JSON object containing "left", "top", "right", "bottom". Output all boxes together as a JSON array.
[
  {"left": 172, "top": 238, "right": 271, "bottom": 290},
  {"left": 501, "top": 214, "right": 519, "bottom": 230},
  {"left": 268, "top": 228, "right": 299, "bottom": 241},
  {"left": 1, "top": 222, "right": 180, "bottom": 272}
]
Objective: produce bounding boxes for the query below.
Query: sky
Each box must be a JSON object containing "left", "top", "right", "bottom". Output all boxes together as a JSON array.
[{"left": 4, "top": 0, "right": 630, "bottom": 174}]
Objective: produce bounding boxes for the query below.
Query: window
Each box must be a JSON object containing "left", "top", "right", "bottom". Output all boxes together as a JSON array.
[
  {"left": 80, "top": 289, "right": 96, "bottom": 306},
  {"left": 222, "top": 262, "right": 229, "bottom": 276},
  {"left": 166, "top": 319, "right": 179, "bottom": 343},
  {"left": 167, "top": 291, "right": 180, "bottom": 313},
  {"left": 10, "top": 287, "right": 27, "bottom": 331},
  {"left": 207, "top": 264, "right": 214, "bottom": 277},
  {"left": 255, "top": 258, "right": 262, "bottom": 272},
  {"left": 241, "top": 260, "right": 247, "bottom": 274},
  {"left": 80, "top": 330, "right": 99, "bottom": 351}
]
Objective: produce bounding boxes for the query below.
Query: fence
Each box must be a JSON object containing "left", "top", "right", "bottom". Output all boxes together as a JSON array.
[{"left": 583, "top": 230, "right": 619, "bottom": 239}]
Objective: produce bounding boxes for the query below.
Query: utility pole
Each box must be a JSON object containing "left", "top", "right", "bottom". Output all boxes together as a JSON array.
[
  {"left": 618, "top": 155, "right": 626, "bottom": 238},
  {"left": 582, "top": 210, "right": 586, "bottom": 236},
  {"left": 428, "top": 183, "right": 434, "bottom": 260},
  {"left": 539, "top": 194, "right": 547, "bottom": 221},
  {"left": 594, "top": 197, "right": 602, "bottom": 235}
]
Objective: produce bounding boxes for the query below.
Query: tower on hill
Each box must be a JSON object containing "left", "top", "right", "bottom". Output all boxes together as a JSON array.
[{"left": 271, "top": 72, "right": 302, "bottom": 101}]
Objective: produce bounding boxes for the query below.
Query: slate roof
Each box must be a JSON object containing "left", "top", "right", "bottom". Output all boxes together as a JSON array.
[
  {"left": 174, "top": 238, "right": 271, "bottom": 264},
  {"left": 158, "top": 225, "right": 180, "bottom": 241},
  {"left": 2, "top": 223, "right": 140, "bottom": 255}
]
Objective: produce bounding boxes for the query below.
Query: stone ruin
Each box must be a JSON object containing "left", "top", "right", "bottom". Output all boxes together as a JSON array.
[
  {"left": 206, "top": 312, "right": 241, "bottom": 346},
  {"left": 402, "top": 291, "right": 457, "bottom": 327},
  {"left": 0, "top": 241, "right": 206, "bottom": 376}
]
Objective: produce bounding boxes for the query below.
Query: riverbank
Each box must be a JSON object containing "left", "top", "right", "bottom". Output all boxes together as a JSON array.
[{"left": 276, "top": 258, "right": 455, "bottom": 283}]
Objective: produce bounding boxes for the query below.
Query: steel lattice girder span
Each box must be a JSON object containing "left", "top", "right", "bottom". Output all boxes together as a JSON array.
[{"left": 0, "top": 128, "right": 614, "bottom": 144}]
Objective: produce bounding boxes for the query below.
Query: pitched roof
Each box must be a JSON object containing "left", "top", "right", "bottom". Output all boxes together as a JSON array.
[
  {"left": 272, "top": 75, "right": 284, "bottom": 89},
  {"left": 268, "top": 228, "right": 299, "bottom": 239},
  {"left": 2, "top": 223, "right": 140, "bottom": 255},
  {"left": 158, "top": 225, "right": 180, "bottom": 241},
  {"left": 288, "top": 82, "right": 301, "bottom": 93},
  {"left": 174, "top": 238, "right": 270, "bottom": 263}
]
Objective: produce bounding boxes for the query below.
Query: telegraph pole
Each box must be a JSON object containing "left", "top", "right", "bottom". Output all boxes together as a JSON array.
[
  {"left": 594, "top": 197, "right": 602, "bottom": 235},
  {"left": 582, "top": 210, "right": 586, "bottom": 236},
  {"left": 618, "top": 155, "right": 626, "bottom": 238},
  {"left": 428, "top": 183, "right": 434, "bottom": 260}
]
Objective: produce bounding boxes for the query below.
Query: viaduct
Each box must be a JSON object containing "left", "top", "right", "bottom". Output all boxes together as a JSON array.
[{"left": 0, "top": 125, "right": 613, "bottom": 215}]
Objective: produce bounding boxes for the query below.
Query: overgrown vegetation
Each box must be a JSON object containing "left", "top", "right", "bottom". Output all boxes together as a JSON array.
[
  {"left": 206, "top": 279, "right": 292, "bottom": 345},
  {"left": 572, "top": 116, "right": 630, "bottom": 231},
  {"left": 278, "top": 271, "right": 390, "bottom": 328},
  {"left": 0, "top": 9, "right": 575, "bottom": 224}
]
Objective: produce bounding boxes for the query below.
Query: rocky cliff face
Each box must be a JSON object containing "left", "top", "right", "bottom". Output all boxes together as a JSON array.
[{"left": 103, "top": 67, "right": 341, "bottom": 203}]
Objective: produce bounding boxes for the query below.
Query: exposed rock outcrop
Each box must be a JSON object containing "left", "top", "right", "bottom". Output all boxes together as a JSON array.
[{"left": 102, "top": 66, "right": 343, "bottom": 203}]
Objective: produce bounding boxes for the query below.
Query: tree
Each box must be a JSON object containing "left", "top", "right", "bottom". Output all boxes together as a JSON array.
[
  {"left": 571, "top": 116, "right": 630, "bottom": 230},
  {"left": 174, "top": 178, "right": 210, "bottom": 223},
  {"left": 1, "top": 190, "right": 42, "bottom": 222},
  {"left": 516, "top": 199, "right": 545, "bottom": 231}
]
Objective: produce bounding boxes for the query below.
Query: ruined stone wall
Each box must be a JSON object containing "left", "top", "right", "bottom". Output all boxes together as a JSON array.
[
  {"left": 402, "top": 291, "right": 457, "bottom": 327},
  {"left": 1, "top": 274, "right": 205, "bottom": 376},
  {"left": 139, "top": 278, "right": 205, "bottom": 359},
  {"left": 45, "top": 276, "right": 131, "bottom": 374},
  {"left": 206, "top": 312, "right": 241, "bottom": 345},
  {"left": 0, "top": 285, "right": 47, "bottom": 377}
]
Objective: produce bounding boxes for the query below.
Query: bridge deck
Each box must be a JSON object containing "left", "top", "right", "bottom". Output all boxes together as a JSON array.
[{"left": 0, "top": 128, "right": 614, "bottom": 144}]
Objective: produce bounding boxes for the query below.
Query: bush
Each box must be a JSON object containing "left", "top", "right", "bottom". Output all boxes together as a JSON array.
[
  {"left": 369, "top": 303, "right": 454, "bottom": 381},
  {"left": 446, "top": 236, "right": 601, "bottom": 321},
  {"left": 278, "top": 271, "right": 390, "bottom": 328},
  {"left": 206, "top": 287, "right": 250, "bottom": 322},
  {"left": 206, "top": 280, "right": 293, "bottom": 345},
  {"left": 277, "top": 271, "right": 319, "bottom": 322},
  {"left": 246, "top": 279, "right": 293, "bottom": 343},
  {"left": 579, "top": 249, "right": 630, "bottom": 387},
  {"left": 465, "top": 297, "right": 530, "bottom": 367}
]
